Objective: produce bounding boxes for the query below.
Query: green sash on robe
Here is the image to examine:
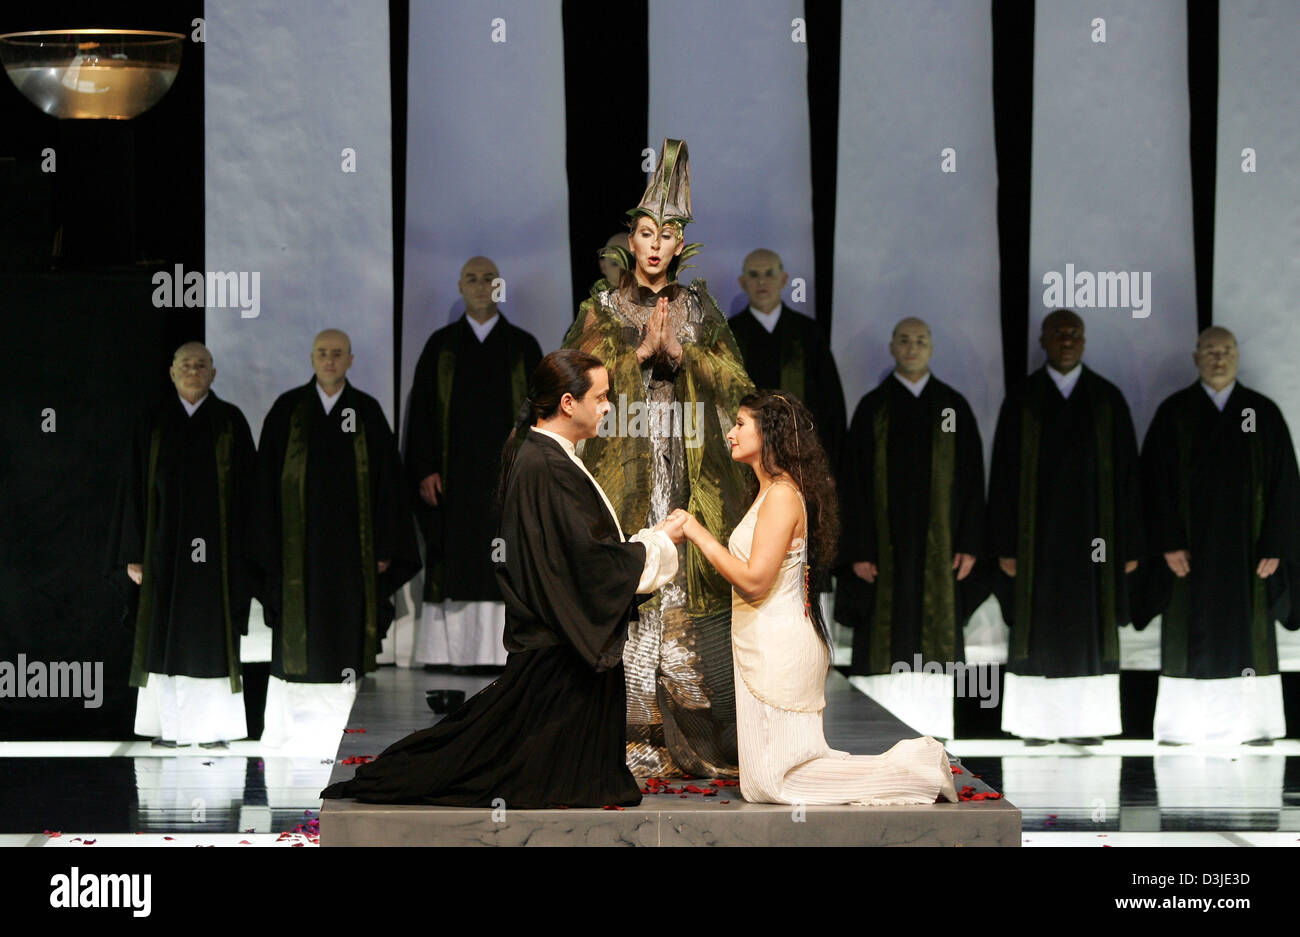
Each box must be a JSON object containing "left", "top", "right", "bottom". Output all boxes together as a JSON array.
[
  {"left": 866, "top": 388, "right": 957, "bottom": 673},
  {"left": 1011, "top": 371, "right": 1119, "bottom": 670},
  {"left": 1161, "top": 392, "right": 1272, "bottom": 677},
  {"left": 130, "top": 411, "right": 242, "bottom": 692},
  {"left": 279, "top": 387, "right": 378, "bottom": 676}
]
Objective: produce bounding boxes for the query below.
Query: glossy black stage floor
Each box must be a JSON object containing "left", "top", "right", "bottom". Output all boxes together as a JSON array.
[{"left": 320, "top": 667, "right": 1020, "bottom": 847}]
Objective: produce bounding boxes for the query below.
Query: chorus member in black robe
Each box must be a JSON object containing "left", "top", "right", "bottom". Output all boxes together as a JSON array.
[
  {"left": 406, "top": 256, "right": 542, "bottom": 670},
  {"left": 728, "top": 249, "right": 846, "bottom": 470},
  {"left": 111, "top": 342, "right": 255, "bottom": 748},
  {"left": 1139, "top": 327, "right": 1299, "bottom": 745},
  {"left": 321, "top": 350, "right": 684, "bottom": 806},
  {"left": 988, "top": 309, "right": 1143, "bottom": 745},
  {"left": 834, "top": 319, "right": 985, "bottom": 739},
  {"left": 253, "top": 329, "right": 421, "bottom": 747}
]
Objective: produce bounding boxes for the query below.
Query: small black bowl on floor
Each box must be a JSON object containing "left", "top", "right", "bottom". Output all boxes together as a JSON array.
[{"left": 426, "top": 689, "right": 465, "bottom": 714}]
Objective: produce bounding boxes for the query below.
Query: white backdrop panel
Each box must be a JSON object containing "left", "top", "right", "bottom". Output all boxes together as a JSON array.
[
  {"left": 206, "top": 0, "right": 394, "bottom": 435},
  {"left": 647, "top": 0, "right": 816, "bottom": 320},
  {"left": 401, "top": 0, "right": 572, "bottom": 423},
  {"left": 1214, "top": 0, "right": 1300, "bottom": 464},
  {"left": 1029, "top": 0, "right": 1197, "bottom": 437},
  {"left": 832, "top": 0, "right": 1003, "bottom": 464}
]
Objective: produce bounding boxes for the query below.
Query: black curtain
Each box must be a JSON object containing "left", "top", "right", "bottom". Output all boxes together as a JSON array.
[
  {"left": 0, "top": 2, "right": 205, "bottom": 738},
  {"left": 991, "top": 0, "right": 1034, "bottom": 391},
  {"left": 561, "top": 0, "right": 649, "bottom": 319},
  {"left": 1187, "top": 0, "right": 1219, "bottom": 333},
  {"left": 805, "top": 0, "right": 842, "bottom": 336}
]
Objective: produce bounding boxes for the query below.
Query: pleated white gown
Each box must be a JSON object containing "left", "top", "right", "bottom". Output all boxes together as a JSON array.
[{"left": 729, "top": 483, "right": 958, "bottom": 806}]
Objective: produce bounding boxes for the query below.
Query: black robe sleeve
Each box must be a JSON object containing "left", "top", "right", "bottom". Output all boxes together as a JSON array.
[
  {"left": 1258, "top": 398, "right": 1300, "bottom": 630},
  {"left": 361, "top": 393, "right": 422, "bottom": 601},
  {"left": 1112, "top": 387, "right": 1145, "bottom": 567},
  {"left": 953, "top": 392, "right": 986, "bottom": 557},
  {"left": 986, "top": 390, "right": 1022, "bottom": 561},
  {"left": 1132, "top": 396, "right": 1181, "bottom": 629},
  {"left": 250, "top": 393, "right": 292, "bottom": 626},
  {"left": 228, "top": 405, "right": 259, "bottom": 635},
  {"left": 496, "top": 439, "right": 648, "bottom": 671},
  {"left": 832, "top": 392, "right": 880, "bottom": 630},
  {"left": 839, "top": 393, "right": 880, "bottom": 567},
  {"left": 812, "top": 323, "right": 847, "bottom": 473},
  {"left": 405, "top": 333, "right": 444, "bottom": 485},
  {"left": 1257, "top": 398, "right": 1300, "bottom": 561}
]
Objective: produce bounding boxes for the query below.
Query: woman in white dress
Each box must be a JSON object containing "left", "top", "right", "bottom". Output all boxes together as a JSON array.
[{"left": 668, "top": 391, "right": 958, "bottom": 806}]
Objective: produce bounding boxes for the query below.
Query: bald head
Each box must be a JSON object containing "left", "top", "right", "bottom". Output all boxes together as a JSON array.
[
  {"left": 890, "top": 318, "right": 933, "bottom": 380},
  {"left": 460, "top": 255, "right": 498, "bottom": 279},
  {"left": 1197, "top": 325, "right": 1237, "bottom": 350},
  {"left": 891, "top": 317, "right": 931, "bottom": 341},
  {"left": 738, "top": 249, "right": 788, "bottom": 314},
  {"left": 313, "top": 328, "right": 351, "bottom": 354},
  {"left": 459, "top": 256, "right": 500, "bottom": 319},
  {"left": 742, "top": 248, "right": 783, "bottom": 272},
  {"left": 173, "top": 341, "right": 212, "bottom": 366},
  {"left": 312, "top": 328, "right": 354, "bottom": 393},
  {"left": 170, "top": 341, "right": 215, "bottom": 403},
  {"left": 1194, "top": 326, "right": 1238, "bottom": 390},
  {"left": 1040, "top": 308, "right": 1085, "bottom": 373}
]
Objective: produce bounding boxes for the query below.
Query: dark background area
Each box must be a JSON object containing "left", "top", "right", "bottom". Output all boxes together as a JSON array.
[
  {"left": 0, "top": 2, "right": 205, "bottom": 738},
  {"left": 2, "top": 0, "right": 1289, "bottom": 740}
]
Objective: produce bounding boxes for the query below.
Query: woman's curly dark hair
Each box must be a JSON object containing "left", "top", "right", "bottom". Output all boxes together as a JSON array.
[
  {"left": 739, "top": 389, "right": 840, "bottom": 569},
  {"left": 738, "top": 390, "right": 840, "bottom": 654}
]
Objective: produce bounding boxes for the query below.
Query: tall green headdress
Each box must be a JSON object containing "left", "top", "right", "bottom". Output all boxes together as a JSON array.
[
  {"left": 629, "top": 138, "right": 694, "bottom": 227},
  {"left": 601, "top": 138, "right": 702, "bottom": 279}
]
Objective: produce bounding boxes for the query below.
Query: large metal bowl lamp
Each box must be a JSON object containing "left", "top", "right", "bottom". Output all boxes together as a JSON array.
[{"left": 0, "top": 29, "right": 184, "bottom": 119}]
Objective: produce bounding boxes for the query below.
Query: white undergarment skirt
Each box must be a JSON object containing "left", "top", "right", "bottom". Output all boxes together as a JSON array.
[
  {"left": 134, "top": 674, "right": 247, "bottom": 745},
  {"left": 260, "top": 676, "right": 357, "bottom": 753},
  {"left": 850, "top": 672, "right": 956, "bottom": 740},
  {"left": 1000, "top": 672, "right": 1121, "bottom": 739},
  {"left": 413, "top": 600, "right": 507, "bottom": 667},
  {"left": 1153, "top": 674, "right": 1286, "bottom": 743}
]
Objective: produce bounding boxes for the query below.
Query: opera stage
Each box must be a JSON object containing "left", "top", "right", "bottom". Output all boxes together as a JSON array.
[{"left": 320, "top": 667, "right": 1020, "bottom": 847}]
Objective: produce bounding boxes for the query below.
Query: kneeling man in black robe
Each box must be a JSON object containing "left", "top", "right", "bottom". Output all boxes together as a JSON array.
[{"left": 322, "top": 349, "right": 684, "bottom": 807}]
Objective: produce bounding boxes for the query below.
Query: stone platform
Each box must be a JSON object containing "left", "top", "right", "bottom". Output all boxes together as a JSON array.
[{"left": 319, "top": 667, "right": 1020, "bottom": 847}]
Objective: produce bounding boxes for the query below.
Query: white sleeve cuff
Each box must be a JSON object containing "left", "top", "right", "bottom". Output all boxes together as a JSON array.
[{"left": 630, "top": 528, "right": 679, "bottom": 593}]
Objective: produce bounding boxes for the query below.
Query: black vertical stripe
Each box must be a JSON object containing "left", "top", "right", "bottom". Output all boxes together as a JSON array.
[
  {"left": 562, "top": 0, "right": 649, "bottom": 323},
  {"left": 1187, "top": 0, "right": 1218, "bottom": 333},
  {"left": 390, "top": 0, "right": 409, "bottom": 435},
  {"left": 992, "top": 0, "right": 1035, "bottom": 390},
  {"left": 806, "top": 0, "right": 841, "bottom": 336}
]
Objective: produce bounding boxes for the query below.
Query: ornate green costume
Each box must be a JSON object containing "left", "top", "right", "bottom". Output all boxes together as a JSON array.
[{"left": 562, "top": 140, "right": 754, "bottom": 776}]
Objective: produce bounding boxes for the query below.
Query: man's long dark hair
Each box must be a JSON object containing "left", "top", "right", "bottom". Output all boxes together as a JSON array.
[
  {"left": 498, "top": 348, "right": 605, "bottom": 502},
  {"left": 739, "top": 390, "right": 840, "bottom": 657}
]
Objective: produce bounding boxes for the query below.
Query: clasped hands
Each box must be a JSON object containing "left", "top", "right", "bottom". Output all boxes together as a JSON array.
[
  {"left": 655, "top": 508, "right": 702, "bottom": 546},
  {"left": 636, "top": 296, "right": 683, "bottom": 367}
]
